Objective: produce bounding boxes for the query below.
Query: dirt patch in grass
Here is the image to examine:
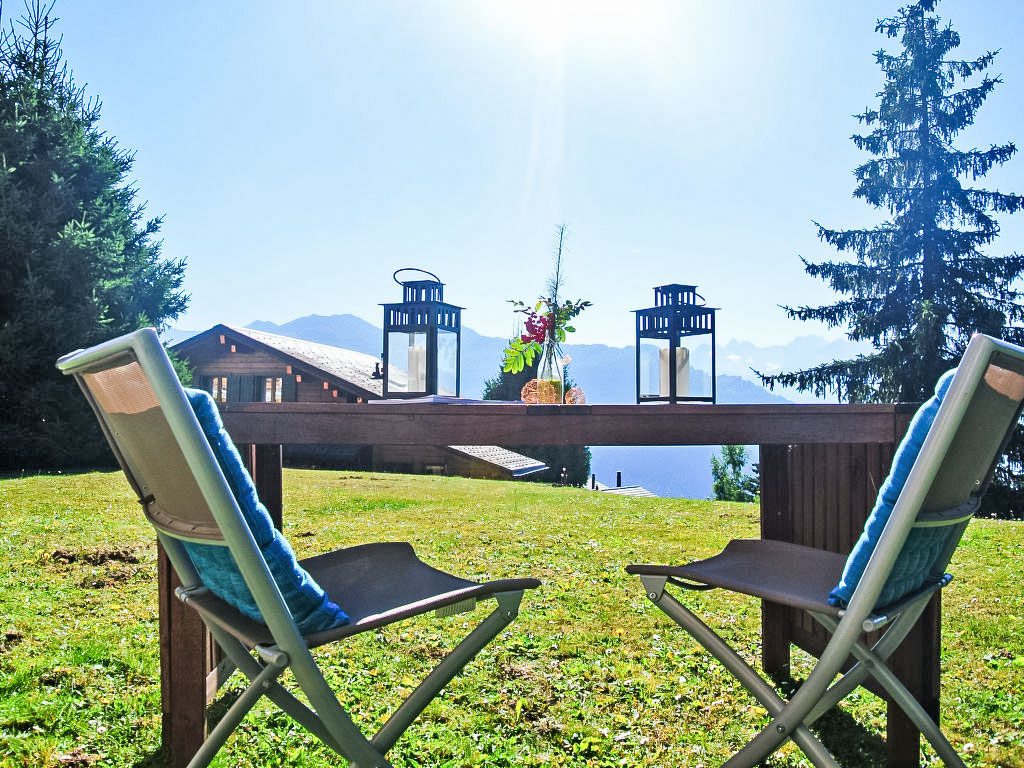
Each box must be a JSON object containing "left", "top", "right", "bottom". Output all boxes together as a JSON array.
[
  {"left": 79, "top": 569, "right": 140, "bottom": 589},
  {"left": 55, "top": 747, "right": 102, "bottom": 765},
  {"left": 50, "top": 547, "right": 140, "bottom": 565},
  {"left": 2, "top": 629, "right": 24, "bottom": 652},
  {"left": 39, "top": 666, "right": 83, "bottom": 687},
  {"left": 47, "top": 547, "right": 147, "bottom": 588}
]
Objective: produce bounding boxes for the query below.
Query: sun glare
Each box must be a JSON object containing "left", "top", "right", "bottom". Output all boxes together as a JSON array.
[
  {"left": 468, "top": 0, "right": 681, "bottom": 223},
  {"left": 484, "top": 0, "right": 672, "bottom": 58}
]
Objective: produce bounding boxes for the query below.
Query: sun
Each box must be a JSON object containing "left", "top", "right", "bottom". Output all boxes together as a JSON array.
[{"left": 482, "top": 0, "right": 672, "bottom": 58}]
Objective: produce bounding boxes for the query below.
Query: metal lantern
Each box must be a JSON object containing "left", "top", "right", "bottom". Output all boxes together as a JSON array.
[
  {"left": 634, "top": 284, "right": 717, "bottom": 403},
  {"left": 381, "top": 268, "right": 462, "bottom": 398}
]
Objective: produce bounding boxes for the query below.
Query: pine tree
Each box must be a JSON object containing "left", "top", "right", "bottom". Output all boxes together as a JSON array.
[
  {"left": 710, "top": 445, "right": 759, "bottom": 503},
  {"left": 0, "top": 1, "right": 188, "bottom": 469},
  {"left": 761, "top": 0, "right": 1024, "bottom": 404}
]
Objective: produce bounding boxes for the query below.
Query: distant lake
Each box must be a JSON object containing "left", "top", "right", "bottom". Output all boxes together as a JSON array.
[{"left": 590, "top": 444, "right": 759, "bottom": 499}]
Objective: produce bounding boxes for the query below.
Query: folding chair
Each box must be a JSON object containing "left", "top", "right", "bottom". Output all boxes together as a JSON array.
[
  {"left": 57, "top": 328, "right": 540, "bottom": 768},
  {"left": 626, "top": 333, "right": 1024, "bottom": 767}
]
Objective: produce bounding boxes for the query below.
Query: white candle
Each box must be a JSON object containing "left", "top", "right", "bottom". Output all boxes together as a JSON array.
[{"left": 659, "top": 347, "right": 690, "bottom": 397}]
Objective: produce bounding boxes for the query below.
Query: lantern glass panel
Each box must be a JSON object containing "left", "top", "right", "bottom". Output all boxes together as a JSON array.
[
  {"left": 638, "top": 338, "right": 670, "bottom": 399},
  {"left": 640, "top": 339, "right": 714, "bottom": 400},
  {"left": 684, "top": 341, "right": 714, "bottom": 399},
  {"left": 387, "top": 331, "right": 427, "bottom": 393},
  {"left": 437, "top": 328, "right": 458, "bottom": 397}
]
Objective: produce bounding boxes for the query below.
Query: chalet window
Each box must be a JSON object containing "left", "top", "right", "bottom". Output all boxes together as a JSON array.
[
  {"left": 211, "top": 377, "right": 228, "bottom": 403},
  {"left": 264, "top": 377, "right": 283, "bottom": 403}
]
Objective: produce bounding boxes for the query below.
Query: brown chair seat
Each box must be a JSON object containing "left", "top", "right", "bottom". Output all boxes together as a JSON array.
[{"left": 628, "top": 539, "right": 845, "bottom": 617}]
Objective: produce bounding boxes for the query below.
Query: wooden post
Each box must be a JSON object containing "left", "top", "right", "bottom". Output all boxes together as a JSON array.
[
  {"left": 238, "top": 442, "right": 283, "bottom": 526},
  {"left": 886, "top": 596, "right": 941, "bottom": 767},
  {"left": 158, "top": 543, "right": 208, "bottom": 768},
  {"left": 759, "top": 444, "right": 793, "bottom": 680},
  {"left": 253, "top": 444, "right": 284, "bottom": 527}
]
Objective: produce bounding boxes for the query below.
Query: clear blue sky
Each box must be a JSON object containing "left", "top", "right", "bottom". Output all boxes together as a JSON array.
[{"left": 38, "top": 0, "right": 1024, "bottom": 348}]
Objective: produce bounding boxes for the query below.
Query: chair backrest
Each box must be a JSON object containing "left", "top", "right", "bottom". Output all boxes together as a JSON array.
[
  {"left": 922, "top": 346, "right": 1024, "bottom": 513},
  {"left": 57, "top": 328, "right": 348, "bottom": 634},
  {"left": 831, "top": 334, "right": 1024, "bottom": 611},
  {"left": 58, "top": 330, "right": 232, "bottom": 541}
]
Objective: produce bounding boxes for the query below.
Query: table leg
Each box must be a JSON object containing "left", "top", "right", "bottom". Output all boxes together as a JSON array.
[
  {"left": 886, "top": 595, "right": 941, "bottom": 767},
  {"left": 252, "top": 444, "right": 283, "bottom": 527},
  {"left": 759, "top": 445, "right": 793, "bottom": 678},
  {"left": 158, "top": 542, "right": 208, "bottom": 768}
]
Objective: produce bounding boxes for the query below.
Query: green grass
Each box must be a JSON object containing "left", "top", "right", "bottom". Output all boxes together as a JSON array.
[{"left": 1, "top": 470, "right": 1022, "bottom": 767}]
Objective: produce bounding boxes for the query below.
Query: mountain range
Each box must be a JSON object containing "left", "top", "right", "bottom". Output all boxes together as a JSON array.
[{"left": 167, "top": 315, "right": 869, "bottom": 498}]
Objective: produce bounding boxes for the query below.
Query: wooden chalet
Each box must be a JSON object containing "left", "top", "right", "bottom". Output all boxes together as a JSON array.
[
  {"left": 173, "top": 324, "right": 547, "bottom": 480},
  {"left": 173, "top": 324, "right": 383, "bottom": 405}
]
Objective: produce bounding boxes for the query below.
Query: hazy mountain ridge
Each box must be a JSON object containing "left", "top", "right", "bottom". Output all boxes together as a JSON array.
[
  {"left": 167, "top": 314, "right": 864, "bottom": 497},
  {"left": 695, "top": 337, "right": 872, "bottom": 404}
]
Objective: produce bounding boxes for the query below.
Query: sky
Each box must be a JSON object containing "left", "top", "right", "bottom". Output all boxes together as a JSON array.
[{"left": 29, "top": 0, "right": 1024, "bottom": 348}]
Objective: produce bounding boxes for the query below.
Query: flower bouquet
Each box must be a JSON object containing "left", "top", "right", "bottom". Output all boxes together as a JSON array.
[{"left": 502, "top": 226, "right": 591, "bottom": 403}]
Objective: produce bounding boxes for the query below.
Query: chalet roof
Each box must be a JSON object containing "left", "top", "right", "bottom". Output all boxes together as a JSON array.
[
  {"left": 447, "top": 445, "right": 548, "bottom": 477},
  {"left": 176, "top": 324, "right": 383, "bottom": 399},
  {"left": 227, "top": 326, "right": 384, "bottom": 397},
  {"left": 592, "top": 481, "right": 657, "bottom": 497}
]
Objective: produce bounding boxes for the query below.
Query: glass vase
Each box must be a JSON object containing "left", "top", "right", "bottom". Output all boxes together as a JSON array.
[{"left": 536, "top": 341, "right": 564, "bottom": 404}]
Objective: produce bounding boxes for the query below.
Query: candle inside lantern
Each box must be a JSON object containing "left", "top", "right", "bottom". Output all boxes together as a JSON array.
[{"left": 659, "top": 347, "right": 690, "bottom": 398}]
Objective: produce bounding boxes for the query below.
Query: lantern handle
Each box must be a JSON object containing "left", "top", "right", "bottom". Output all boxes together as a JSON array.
[{"left": 393, "top": 267, "right": 441, "bottom": 286}]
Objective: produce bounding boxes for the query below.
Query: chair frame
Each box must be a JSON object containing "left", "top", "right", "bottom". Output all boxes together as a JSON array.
[
  {"left": 628, "top": 333, "right": 1024, "bottom": 767},
  {"left": 58, "top": 328, "right": 539, "bottom": 768}
]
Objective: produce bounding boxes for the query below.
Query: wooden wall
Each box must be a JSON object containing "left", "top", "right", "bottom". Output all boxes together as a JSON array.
[
  {"left": 185, "top": 335, "right": 284, "bottom": 376},
  {"left": 760, "top": 442, "right": 897, "bottom": 668}
]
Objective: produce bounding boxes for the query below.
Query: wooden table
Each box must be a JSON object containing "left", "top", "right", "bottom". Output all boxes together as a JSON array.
[{"left": 160, "top": 401, "right": 930, "bottom": 767}]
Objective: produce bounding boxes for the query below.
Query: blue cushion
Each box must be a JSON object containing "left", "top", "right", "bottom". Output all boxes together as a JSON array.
[
  {"left": 181, "top": 388, "right": 349, "bottom": 633},
  {"left": 828, "top": 370, "right": 960, "bottom": 608}
]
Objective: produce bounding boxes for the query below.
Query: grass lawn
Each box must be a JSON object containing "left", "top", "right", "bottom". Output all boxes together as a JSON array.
[{"left": 1, "top": 469, "right": 1022, "bottom": 767}]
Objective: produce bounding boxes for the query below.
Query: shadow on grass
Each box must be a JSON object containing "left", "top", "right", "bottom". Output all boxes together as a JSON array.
[
  {"left": 775, "top": 675, "right": 889, "bottom": 767},
  {"left": 131, "top": 687, "right": 246, "bottom": 768},
  {"left": 133, "top": 748, "right": 170, "bottom": 768},
  {"left": 815, "top": 706, "right": 889, "bottom": 767}
]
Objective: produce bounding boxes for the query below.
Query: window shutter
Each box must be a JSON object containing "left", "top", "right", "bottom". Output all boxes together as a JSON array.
[
  {"left": 282, "top": 375, "right": 297, "bottom": 402},
  {"left": 229, "top": 375, "right": 257, "bottom": 402}
]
